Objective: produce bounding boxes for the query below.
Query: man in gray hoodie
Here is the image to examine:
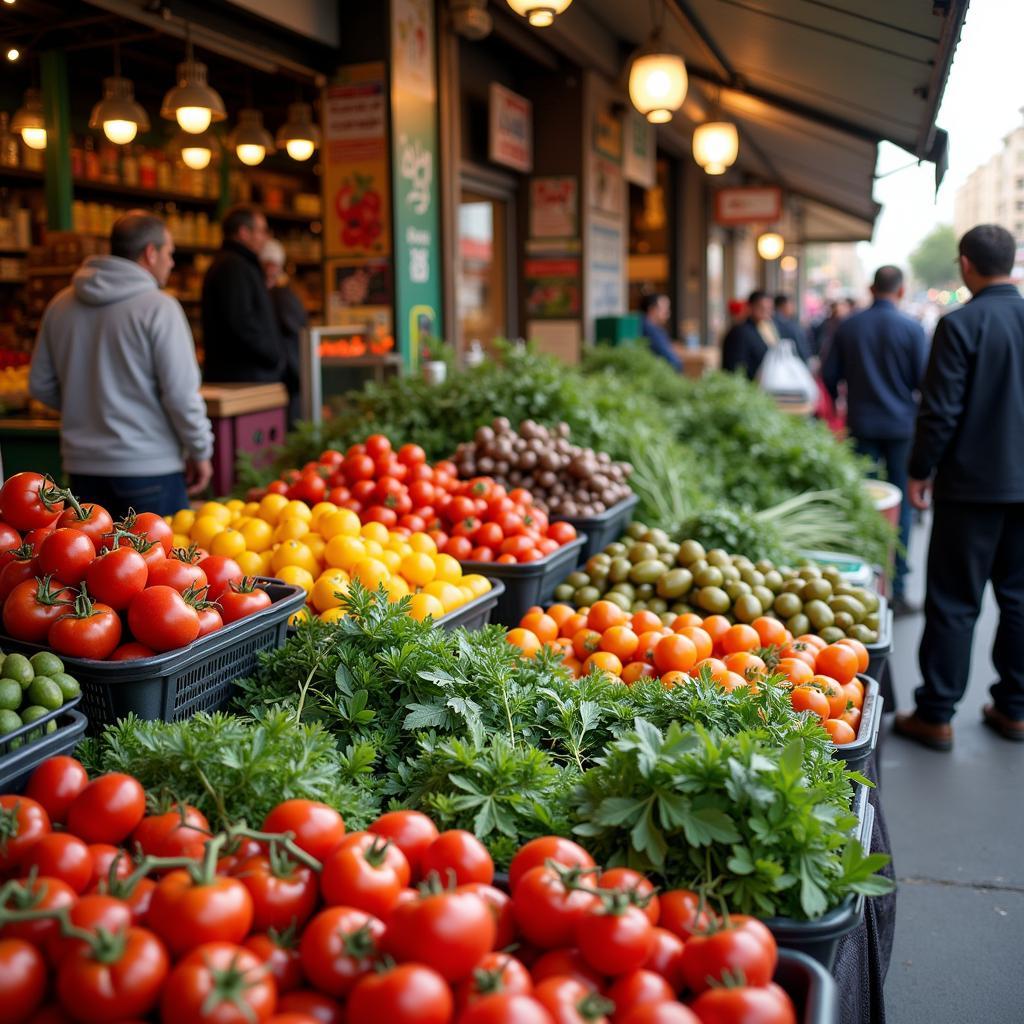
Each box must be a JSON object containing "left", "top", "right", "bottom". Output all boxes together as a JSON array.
[{"left": 29, "top": 211, "right": 213, "bottom": 517}]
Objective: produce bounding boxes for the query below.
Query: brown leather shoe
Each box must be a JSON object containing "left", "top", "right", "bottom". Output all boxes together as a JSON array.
[
  {"left": 982, "top": 704, "right": 1024, "bottom": 742},
  {"left": 893, "top": 712, "right": 953, "bottom": 751}
]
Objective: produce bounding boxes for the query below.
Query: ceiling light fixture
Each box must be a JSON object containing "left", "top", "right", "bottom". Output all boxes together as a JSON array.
[
  {"left": 161, "top": 26, "right": 226, "bottom": 134},
  {"left": 505, "top": 0, "right": 572, "bottom": 27},
  {"left": 628, "top": 0, "right": 687, "bottom": 124},
  {"left": 757, "top": 232, "right": 785, "bottom": 261},
  {"left": 90, "top": 48, "right": 150, "bottom": 145},
  {"left": 692, "top": 121, "right": 738, "bottom": 175},
  {"left": 230, "top": 108, "right": 274, "bottom": 166},
  {"left": 6, "top": 47, "right": 19, "bottom": 62},
  {"left": 276, "top": 101, "right": 319, "bottom": 161},
  {"left": 11, "top": 88, "right": 46, "bottom": 149}
]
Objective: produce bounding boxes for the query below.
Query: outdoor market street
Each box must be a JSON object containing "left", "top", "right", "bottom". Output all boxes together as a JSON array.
[{"left": 883, "top": 517, "right": 1024, "bottom": 1021}]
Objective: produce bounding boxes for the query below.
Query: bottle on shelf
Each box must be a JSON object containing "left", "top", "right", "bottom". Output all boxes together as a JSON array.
[
  {"left": 0, "top": 114, "right": 18, "bottom": 170},
  {"left": 139, "top": 149, "right": 157, "bottom": 190},
  {"left": 83, "top": 137, "right": 101, "bottom": 181},
  {"left": 122, "top": 146, "right": 139, "bottom": 188}
]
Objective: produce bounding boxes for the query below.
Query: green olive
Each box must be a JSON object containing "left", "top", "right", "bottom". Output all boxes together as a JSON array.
[
  {"left": 694, "top": 566, "right": 724, "bottom": 589},
  {"left": 553, "top": 584, "right": 575, "bottom": 602},
  {"left": 608, "top": 557, "right": 632, "bottom": 584},
  {"left": 574, "top": 586, "right": 603, "bottom": 606},
  {"left": 798, "top": 565, "right": 823, "bottom": 581},
  {"left": 604, "top": 542, "right": 628, "bottom": 558},
  {"left": 677, "top": 539, "right": 706, "bottom": 565},
  {"left": 605, "top": 591, "right": 633, "bottom": 612},
  {"left": 850, "top": 624, "right": 878, "bottom": 644},
  {"left": 586, "top": 554, "right": 611, "bottom": 574},
  {"left": 856, "top": 588, "right": 880, "bottom": 613},
  {"left": 706, "top": 548, "right": 732, "bottom": 568},
  {"left": 802, "top": 578, "right": 833, "bottom": 602},
  {"left": 833, "top": 611, "right": 855, "bottom": 632},
  {"left": 725, "top": 580, "right": 751, "bottom": 600},
  {"left": 687, "top": 558, "right": 709, "bottom": 577},
  {"left": 864, "top": 612, "right": 880, "bottom": 631},
  {"left": 830, "top": 595, "right": 866, "bottom": 622},
  {"left": 805, "top": 599, "right": 835, "bottom": 630},
  {"left": 627, "top": 542, "right": 659, "bottom": 564},
  {"left": 659, "top": 611, "right": 676, "bottom": 626},
  {"left": 740, "top": 568, "right": 765, "bottom": 588},
  {"left": 658, "top": 569, "right": 692, "bottom": 599},
  {"left": 733, "top": 594, "right": 763, "bottom": 623},
  {"left": 755, "top": 560, "right": 775, "bottom": 575},
  {"left": 630, "top": 559, "right": 668, "bottom": 585},
  {"left": 733, "top": 556, "right": 754, "bottom": 572},
  {"left": 697, "top": 586, "right": 731, "bottom": 614},
  {"left": 823, "top": 568, "right": 843, "bottom": 587},
  {"left": 632, "top": 600, "right": 648, "bottom": 611},
  {"left": 787, "top": 613, "right": 811, "bottom": 636},
  {"left": 633, "top": 583, "right": 654, "bottom": 601},
  {"left": 609, "top": 583, "right": 636, "bottom": 600},
  {"left": 774, "top": 593, "right": 803, "bottom": 618},
  {"left": 648, "top": 598, "right": 668, "bottom": 614},
  {"left": 820, "top": 626, "right": 846, "bottom": 643},
  {"left": 565, "top": 571, "right": 590, "bottom": 589},
  {"left": 719, "top": 565, "right": 741, "bottom": 584},
  {"left": 763, "top": 570, "right": 784, "bottom": 592},
  {"left": 625, "top": 522, "right": 648, "bottom": 540},
  {"left": 782, "top": 579, "right": 805, "bottom": 595},
  {"left": 645, "top": 528, "right": 671, "bottom": 547},
  {"left": 752, "top": 586, "right": 775, "bottom": 610}
]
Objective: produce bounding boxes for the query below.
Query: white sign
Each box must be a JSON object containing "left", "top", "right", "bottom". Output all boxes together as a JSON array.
[
  {"left": 530, "top": 176, "right": 577, "bottom": 240},
  {"left": 489, "top": 83, "right": 533, "bottom": 173},
  {"left": 588, "top": 214, "right": 625, "bottom": 320},
  {"left": 623, "top": 112, "right": 655, "bottom": 188},
  {"left": 714, "top": 186, "right": 783, "bottom": 225}
]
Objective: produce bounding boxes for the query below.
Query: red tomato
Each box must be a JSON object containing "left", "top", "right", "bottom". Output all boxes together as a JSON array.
[
  {"left": 470, "top": 546, "right": 495, "bottom": 561},
  {"left": 421, "top": 829, "right": 494, "bottom": 886},
  {"left": 146, "top": 554, "right": 208, "bottom": 595},
  {"left": 48, "top": 591, "right": 122, "bottom": 660},
  {"left": 147, "top": 870, "right": 254, "bottom": 957},
  {"left": 25, "top": 756, "right": 89, "bottom": 824},
  {"left": 398, "top": 443, "right": 426, "bottom": 467},
  {"left": 277, "top": 990, "right": 344, "bottom": 1024},
  {"left": 0, "top": 876, "right": 76, "bottom": 947},
  {"left": 22, "top": 833, "right": 93, "bottom": 893},
  {"left": 196, "top": 604, "right": 224, "bottom": 637},
  {"left": 644, "top": 928, "right": 687, "bottom": 993},
  {"left": 444, "top": 535, "right": 474, "bottom": 560},
  {"left": 160, "top": 941, "right": 275, "bottom": 1024},
  {"left": 364, "top": 434, "right": 392, "bottom": 459},
  {"left": 0, "top": 473, "right": 64, "bottom": 531},
  {"left": 119, "top": 511, "right": 173, "bottom": 555},
  {"left": 511, "top": 865, "right": 598, "bottom": 950},
  {"left": 290, "top": 472, "right": 328, "bottom": 506},
  {"left": 529, "top": 948, "right": 604, "bottom": 992},
  {"left": 55, "top": 502, "right": 112, "bottom": 551},
  {"left": 65, "top": 773, "right": 146, "bottom": 845},
  {"left": 455, "top": 953, "right": 533, "bottom": 1013},
  {"left": 347, "top": 962, "right": 452, "bottom": 1024},
  {"left": 457, "top": 882, "right": 517, "bottom": 949},
  {"left": 658, "top": 890, "right": 714, "bottom": 940},
  {"left": 48, "top": 892, "right": 133, "bottom": 960},
  {"left": 320, "top": 834, "right": 410, "bottom": 919},
  {"left": 368, "top": 810, "right": 439, "bottom": 882},
  {"left": 37, "top": 528, "right": 96, "bottom": 586},
  {"left": 575, "top": 902, "right": 655, "bottom": 977},
  {"left": 597, "top": 867, "right": 660, "bottom": 926},
  {"left": 688, "top": 985, "right": 796, "bottom": 1024},
  {"left": 679, "top": 916, "right": 777, "bottom": 994},
  {"left": 2, "top": 576, "right": 73, "bottom": 643},
  {"left": 127, "top": 585, "right": 200, "bottom": 653},
  {"left": 0, "top": 524, "right": 23, "bottom": 569},
  {"left": 131, "top": 804, "right": 210, "bottom": 860},
  {"left": 547, "top": 522, "right": 578, "bottom": 546},
  {"left": 0, "top": 938, "right": 47, "bottom": 1023},
  {"left": 86, "top": 844, "right": 135, "bottom": 891},
  {"left": 458, "top": 993, "right": 554, "bottom": 1024},
  {"left": 85, "top": 546, "right": 149, "bottom": 610},
  {"left": 234, "top": 853, "right": 319, "bottom": 933},
  {"left": 534, "top": 976, "right": 611, "bottom": 1024},
  {"left": 605, "top": 970, "right": 674, "bottom": 1020},
  {"left": 262, "top": 801, "right": 346, "bottom": 863},
  {"left": 110, "top": 642, "right": 156, "bottom": 661},
  {"left": 299, "top": 905, "right": 385, "bottom": 997},
  {"left": 618, "top": 1004, "right": 700, "bottom": 1023},
  {"left": 0, "top": 795, "right": 50, "bottom": 871},
  {"left": 219, "top": 578, "right": 273, "bottom": 624},
  {"left": 508, "top": 836, "right": 595, "bottom": 892},
  {"left": 198, "top": 555, "right": 245, "bottom": 602},
  {"left": 0, "top": 545, "right": 41, "bottom": 603},
  {"left": 244, "top": 932, "right": 304, "bottom": 995}
]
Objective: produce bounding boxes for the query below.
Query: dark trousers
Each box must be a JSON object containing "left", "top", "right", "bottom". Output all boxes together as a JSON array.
[
  {"left": 853, "top": 436, "right": 913, "bottom": 597},
  {"left": 69, "top": 472, "right": 189, "bottom": 520},
  {"left": 916, "top": 500, "right": 1024, "bottom": 723}
]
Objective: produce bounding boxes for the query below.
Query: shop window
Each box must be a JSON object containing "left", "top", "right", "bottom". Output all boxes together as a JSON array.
[
  {"left": 457, "top": 193, "right": 508, "bottom": 350},
  {"left": 627, "top": 158, "right": 671, "bottom": 312}
]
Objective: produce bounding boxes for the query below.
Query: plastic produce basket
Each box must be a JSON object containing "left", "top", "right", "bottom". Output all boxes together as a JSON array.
[
  {"left": 831, "top": 674, "right": 883, "bottom": 774},
  {"left": 762, "top": 783, "right": 872, "bottom": 969},
  {"left": 0, "top": 704, "right": 87, "bottom": 792},
  {"left": 459, "top": 536, "right": 587, "bottom": 627},
  {"left": 865, "top": 594, "right": 892, "bottom": 681},
  {"left": 775, "top": 949, "right": 839, "bottom": 1024},
  {"left": 437, "top": 580, "right": 505, "bottom": 632},
  {"left": 557, "top": 493, "right": 639, "bottom": 563},
  {"left": 0, "top": 580, "right": 306, "bottom": 730}
]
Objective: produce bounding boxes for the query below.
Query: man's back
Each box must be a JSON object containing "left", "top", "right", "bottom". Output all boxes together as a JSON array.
[
  {"left": 823, "top": 300, "right": 928, "bottom": 440},
  {"left": 911, "top": 283, "right": 1024, "bottom": 502}
]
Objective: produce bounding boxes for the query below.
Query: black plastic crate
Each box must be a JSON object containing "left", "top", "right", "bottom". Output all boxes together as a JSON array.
[
  {"left": 557, "top": 493, "right": 639, "bottom": 562},
  {"left": 437, "top": 580, "right": 505, "bottom": 632},
  {"left": 830, "top": 674, "right": 882, "bottom": 774},
  {"left": 0, "top": 580, "right": 306, "bottom": 730},
  {"left": 459, "top": 536, "right": 587, "bottom": 627},
  {"left": 775, "top": 949, "right": 839, "bottom": 1023},
  {"left": 0, "top": 707, "right": 88, "bottom": 792},
  {"left": 763, "top": 783, "right": 872, "bottom": 969},
  {"left": 865, "top": 595, "right": 892, "bottom": 681}
]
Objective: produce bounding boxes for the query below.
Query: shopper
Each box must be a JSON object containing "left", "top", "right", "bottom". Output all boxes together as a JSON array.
[
  {"left": 721, "top": 290, "right": 780, "bottom": 379},
  {"left": 201, "top": 204, "right": 285, "bottom": 385},
  {"left": 812, "top": 299, "right": 851, "bottom": 361},
  {"left": 639, "top": 293, "right": 683, "bottom": 371},
  {"left": 822, "top": 265, "right": 929, "bottom": 615},
  {"left": 773, "top": 293, "right": 811, "bottom": 361},
  {"left": 896, "top": 224, "right": 1024, "bottom": 749},
  {"left": 260, "top": 238, "right": 306, "bottom": 426},
  {"left": 29, "top": 210, "right": 213, "bottom": 516}
]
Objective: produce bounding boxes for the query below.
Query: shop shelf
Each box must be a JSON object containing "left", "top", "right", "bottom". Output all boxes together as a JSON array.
[
  {"left": 437, "top": 580, "right": 505, "bottom": 632},
  {"left": 0, "top": 580, "right": 305, "bottom": 730},
  {"left": 831, "top": 674, "right": 882, "bottom": 774},
  {"left": 775, "top": 949, "right": 839, "bottom": 1024},
  {"left": 762, "top": 783, "right": 872, "bottom": 969},
  {"left": 556, "top": 492, "right": 639, "bottom": 562},
  {"left": 0, "top": 704, "right": 87, "bottom": 792},
  {"left": 459, "top": 536, "right": 587, "bottom": 627}
]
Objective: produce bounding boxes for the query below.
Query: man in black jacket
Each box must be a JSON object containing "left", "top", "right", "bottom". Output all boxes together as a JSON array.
[
  {"left": 721, "top": 290, "right": 778, "bottom": 379},
  {"left": 895, "top": 224, "right": 1024, "bottom": 749},
  {"left": 201, "top": 205, "right": 285, "bottom": 385}
]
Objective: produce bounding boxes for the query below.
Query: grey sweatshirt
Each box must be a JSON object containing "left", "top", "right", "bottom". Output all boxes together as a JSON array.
[{"left": 29, "top": 256, "right": 213, "bottom": 477}]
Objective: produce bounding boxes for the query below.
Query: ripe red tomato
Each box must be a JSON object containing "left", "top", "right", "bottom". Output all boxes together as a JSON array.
[
  {"left": 127, "top": 585, "right": 200, "bottom": 653},
  {"left": 679, "top": 916, "right": 777, "bottom": 994},
  {"left": 131, "top": 804, "right": 210, "bottom": 860},
  {"left": 219, "top": 578, "right": 273, "bottom": 624},
  {"left": 25, "top": 756, "right": 89, "bottom": 824},
  {"left": 48, "top": 593, "right": 122, "bottom": 660},
  {"left": 597, "top": 867, "right": 660, "bottom": 926},
  {"left": 0, "top": 876, "right": 76, "bottom": 946},
  {"left": 605, "top": 970, "right": 675, "bottom": 1020},
  {"left": 262, "top": 801, "right": 346, "bottom": 863},
  {"left": 547, "top": 522, "right": 578, "bottom": 546},
  {"left": 0, "top": 473, "right": 64, "bottom": 531},
  {"left": 277, "top": 989, "right": 344, "bottom": 1023},
  {"left": 56, "top": 502, "right": 114, "bottom": 550},
  {"left": 233, "top": 853, "right": 319, "bottom": 933},
  {"left": 575, "top": 902, "right": 655, "bottom": 977},
  {"left": 618, "top": 1003, "right": 700, "bottom": 1023},
  {"left": 347, "top": 962, "right": 453, "bottom": 1024},
  {"left": 512, "top": 865, "right": 598, "bottom": 950},
  {"left": 49, "top": 892, "right": 133, "bottom": 961},
  {"left": 0, "top": 795, "right": 50, "bottom": 871},
  {"left": 420, "top": 829, "right": 494, "bottom": 886},
  {"left": 2, "top": 576, "right": 73, "bottom": 643},
  {"left": 320, "top": 833, "right": 410, "bottom": 918},
  {"left": 299, "top": 905, "right": 385, "bottom": 997},
  {"left": 160, "top": 941, "right": 275, "bottom": 1024},
  {"left": 198, "top": 555, "right": 245, "bottom": 602},
  {"left": 368, "top": 810, "right": 439, "bottom": 882},
  {"left": 37, "top": 528, "right": 96, "bottom": 586},
  {"left": 110, "top": 642, "right": 157, "bottom": 661},
  {"left": 444, "top": 535, "right": 473, "bottom": 560},
  {"left": 398, "top": 443, "right": 426, "bottom": 467},
  {"left": 0, "top": 545, "right": 40, "bottom": 603},
  {"left": 457, "top": 882, "right": 517, "bottom": 949},
  {"left": 85, "top": 546, "right": 149, "bottom": 610},
  {"left": 508, "top": 836, "right": 595, "bottom": 892},
  {"left": 289, "top": 471, "right": 328, "bottom": 506},
  {"left": 119, "top": 511, "right": 173, "bottom": 555},
  {"left": 85, "top": 843, "right": 135, "bottom": 890},
  {"left": 688, "top": 984, "right": 797, "bottom": 1024},
  {"left": 0, "top": 938, "right": 47, "bottom": 1023},
  {"left": 147, "top": 871, "right": 254, "bottom": 957},
  {"left": 244, "top": 931, "right": 304, "bottom": 995},
  {"left": 658, "top": 890, "right": 714, "bottom": 940},
  {"left": 0, "top": 524, "right": 23, "bottom": 568},
  {"left": 146, "top": 554, "right": 208, "bottom": 595},
  {"left": 534, "top": 975, "right": 610, "bottom": 1024},
  {"left": 528, "top": 948, "right": 604, "bottom": 993},
  {"left": 22, "top": 832, "right": 93, "bottom": 893},
  {"left": 65, "top": 773, "right": 146, "bottom": 845},
  {"left": 643, "top": 928, "right": 687, "bottom": 993},
  {"left": 458, "top": 993, "right": 553, "bottom": 1024},
  {"left": 455, "top": 953, "right": 533, "bottom": 1014}
]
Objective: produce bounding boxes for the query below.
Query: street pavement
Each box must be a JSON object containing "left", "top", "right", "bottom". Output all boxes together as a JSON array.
[{"left": 881, "top": 515, "right": 1024, "bottom": 1021}]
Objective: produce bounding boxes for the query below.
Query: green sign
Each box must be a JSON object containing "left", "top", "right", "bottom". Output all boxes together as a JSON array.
[{"left": 390, "top": 0, "right": 442, "bottom": 369}]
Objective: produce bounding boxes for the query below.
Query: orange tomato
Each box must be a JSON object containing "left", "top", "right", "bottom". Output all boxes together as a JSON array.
[
  {"left": 814, "top": 643, "right": 859, "bottom": 685},
  {"left": 670, "top": 612, "right": 704, "bottom": 630},
  {"left": 551, "top": 636, "right": 574, "bottom": 653},
  {"left": 584, "top": 651, "right": 623, "bottom": 677},
  {"left": 559, "top": 612, "right": 589, "bottom": 639},
  {"left": 842, "top": 679, "right": 865, "bottom": 710},
  {"left": 720, "top": 624, "right": 761, "bottom": 655},
  {"left": 810, "top": 674, "right": 848, "bottom": 718},
  {"left": 840, "top": 706, "right": 862, "bottom": 731},
  {"left": 600, "top": 626, "right": 640, "bottom": 662},
  {"left": 635, "top": 629, "right": 669, "bottom": 664},
  {"left": 660, "top": 670, "right": 689, "bottom": 689},
  {"left": 836, "top": 637, "right": 870, "bottom": 674},
  {"left": 631, "top": 609, "right": 664, "bottom": 635},
  {"left": 823, "top": 718, "right": 857, "bottom": 745},
  {"left": 751, "top": 616, "right": 787, "bottom": 648},
  {"left": 778, "top": 643, "right": 817, "bottom": 668},
  {"left": 520, "top": 611, "right": 559, "bottom": 644},
  {"left": 797, "top": 633, "right": 828, "bottom": 652},
  {"left": 622, "top": 661, "right": 658, "bottom": 686},
  {"left": 506, "top": 628, "right": 541, "bottom": 658},
  {"left": 721, "top": 671, "right": 749, "bottom": 693},
  {"left": 700, "top": 615, "right": 732, "bottom": 650},
  {"left": 572, "top": 628, "right": 603, "bottom": 660},
  {"left": 545, "top": 603, "right": 575, "bottom": 628},
  {"left": 653, "top": 633, "right": 697, "bottom": 674},
  {"left": 776, "top": 657, "right": 814, "bottom": 687},
  {"left": 694, "top": 657, "right": 731, "bottom": 685},
  {"left": 677, "top": 626, "right": 713, "bottom": 662},
  {"left": 587, "top": 600, "right": 629, "bottom": 633},
  {"left": 790, "top": 685, "right": 830, "bottom": 722},
  {"left": 562, "top": 655, "right": 583, "bottom": 677},
  {"left": 723, "top": 651, "right": 767, "bottom": 679}
]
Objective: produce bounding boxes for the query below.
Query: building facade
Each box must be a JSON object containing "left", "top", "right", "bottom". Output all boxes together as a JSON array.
[{"left": 954, "top": 109, "right": 1024, "bottom": 243}]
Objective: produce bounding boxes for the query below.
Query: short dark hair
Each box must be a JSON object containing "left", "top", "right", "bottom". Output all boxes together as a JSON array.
[
  {"left": 222, "top": 204, "right": 264, "bottom": 239},
  {"left": 872, "top": 265, "right": 903, "bottom": 294},
  {"left": 748, "top": 290, "right": 769, "bottom": 306},
  {"left": 639, "top": 292, "right": 668, "bottom": 315},
  {"left": 774, "top": 294, "right": 790, "bottom": 309},
  {"left": 110, "top": 211, "right": 167, "bottom": 261},
  {"left": 959, "top": 224, "right": 1015, "bottom": 277}
]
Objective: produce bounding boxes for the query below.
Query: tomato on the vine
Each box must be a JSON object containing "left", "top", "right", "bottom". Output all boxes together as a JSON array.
[
  {"left": 0, "top": 795, "right": 51, "bottom": 872},
  {"left": 298, "top": 905, "right": 385, "bottom": 998},
  {"left": 277, "top": 989, "right": 346, "bottom": 1024},
  {"left": 262, "top": 801, "right": 346, "bottom": 863},
  {"left": 597, "top": 867, "right": 660, "bottom": 927},
  {"left": 56, "top": 501, "right": 114, "bottom": 551},
  {"left": 0, "top": 938, "right": 47, "bottom": 1023},
  {"left": 25, "top": 756, "right": 88, "bottom": 824},
  {"left": 420, "top": 829, "right": 494, "bottom": 886},
  {"left": 118, "top": 511, "right": 173, "bottom": 555},
  {"left": 22, "top": 832, "right": 93, "bottom": 894},
  {"left": 511, "top": 865, "right": 598, "bottom": 950},
  {"left": 529, "top": 948, "right": 604, "bottom": 992},
  {"left": 131, "top": 805, "right": 210, "bottom": 860},
  {"left": 233, "top": 853, "right": 319, "bottom": 933},
  {"left": 65, "top": 773, "right": 146, "bottom": 845},
  {"left": 534, "top": 976, "right": 612, "bottom": 1024},
  {"left": 48, "top": 892, "right": 133, "bottom": 960},
  {"left": 679, "top": 916, "right": 777, "bottom": 994},
  {"left": 347, "top": 962, "right": 453, "bottom": 1024},
  {"left": 320, "top": 833, "right": 409, "bottom": 919},
  {"left": 244, "top": 932, "right": 304, "bottom": 995},
  {"left": 658, "top": 890, "right": 714, "bottom": 940},
  {"left": 0, "top": 876, "right": 76, "bottom": 947},
  {"left": 455, "top": 952, "right": 533, "bottom": 1014},
  {"left": 85, "top": 546, "right": 149, "bottom": 610},
  {"left": 159, "top": 941, "right": 275, "bottom": 1024},
  {"left": 575, "top": 900, "right": 655, "bottom": 977},
  {"left": 2, "top": 576, "right": 72, "bottom": 643},
  {"left": 644, "top": 928, "right": 687, "bottom": 993},
  {"left": 127, "top": 585, "right": 200, "bottom": 653},
  {"left": 0, "top": 544, "right": 40, "bottom": 603},
  {"left": 605, "top": 970, "right": 675, "bottom": 1020},
  {"left": 37, "top": 528, "right": 97, "bottom": 586},
  {"left": 48, "top": 589, "right": 122, "bottom": 660},
  {"left": 147, "top": 870, "right": 254, "bottom": 957}
]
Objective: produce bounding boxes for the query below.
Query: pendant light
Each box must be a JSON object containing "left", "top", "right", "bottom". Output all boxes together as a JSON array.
[
  {"left": 230, "top": 108, "right": 274, "bottom": 166},
  {"left": 757, "top": 232, "right": 785, "bottom": 261},
  {"left": 505, "top": 0, "right": 572, "bottom": 27},
  {"left": 692, "top": 121, "right": 738, "bottom": 175},
  {"left": 276, "top": 101, "right": 320, "bottom": 162},
  {"left": 11, "top": 88, "right": 46, "bottom": 149},
  {"left": 161, "top": 27, "right": 225, "bottom": 134},
  {"left": 174, "top": 130, "right": 215, "bottom": 170},
  {"left": 89, "top": 48, "right": 150, "bottom": 146},
  {"left": 629, "top": 1, "right": 687, "bottom": 125}
]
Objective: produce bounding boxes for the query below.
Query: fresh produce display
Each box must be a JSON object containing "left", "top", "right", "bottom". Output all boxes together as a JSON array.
[
  {"left": 451, "top": 417, "right": 633, "bottom": 519},
  {"left": 553, "top": 523, "right": 882, "bottom": 645},
  {"left": 0, "top": 752, "right": 807, "bottom": 1024},
  {"left": 0, "top": 650, "right": 80, "bottom": 742},
  {"left": 509, "top": 602, "right": 869, "bottom": 744}
]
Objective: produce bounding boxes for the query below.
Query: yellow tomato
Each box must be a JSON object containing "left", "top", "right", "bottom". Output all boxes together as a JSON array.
[
  {"left": 210, "top": 528, "right": 247, "bottom": 559},
  {"left": 240, "top": 518, "right": 273, "bottom": 553},
  {"left": 260, "top": 550, "right": 277, "bottom": 574},
  {"left": 171, "top": 533, "right": 191, "bottom": 550},
  {"left": 423, "top": 580, "right": 465, "bottom": 612},
  {"left": 243, "top": 502, "right": 261, "bottom": 518},
  {"left": 236, "top": 550, "right": 264, "bottom": 576},
  {"left": 459, "top": 585, "right": 475, "bottom": 605},
  {"left": 408, "top": 532, "right": 437, "bottom": 556},
  {"left": 276, "top": 565, "right": 314, "bottom": 594},
  {"left": 309, "top": 502, "right": 339, "bottom": 527},
  {"left": 352, "top": 558, "right": 390, "bottom": 590},
  {"left": 274, "top": 519, "right": 310, "bottom": 543},
  {"left": 312, "top": 575, "right": 350, "bottom": 613},
  {"left": 379, "top": 549, "right": 402, "bottom": 574},
  {"left": 259, "top": 493, "right": 289, "bottom": 525},
  {"left": 226, "top": 499, "right": 245, "bottom": 513},
  {"left": 383, "top": 575, "right": 410, "bottom": 602},
  {"left": 433, "top": 553, "right": 463, "bottom": 583},
  {"left": 360, "top": 521, "right": 389, "bottom": 545},
  {"left": 171, "top": 508, "right": 196, "bottom": 535},
  {"left": 271, "top": 540, "right": 318, "bottom": 576},
  {"left": 401, "top": 552, "right": 436, "bottom": 588},
  {"left": 362, "top": 540, "right": 384, "bottom": 560},
  {"left": 324, "top": 535, "right": 365, "bottom": 571},
  {"left": 319, "top": 607, "right": 347, "bottom": 624},
  {"left": 191, "top": 515, "right": 226, "bottom": 549},
  {"left": 198, "top": 501, "right": 232, "bottom": 526},
  {"left": 319, "top": 509, "right": 361, "bottom": 541},
  {"left": 408, "top": 592, "right": 445, "bottom": 622},
  {"left": 289, "top": 607, "right": 311, "bottom": 627},
  {"left": 283, "top": 500, "right": 313, "bottom": 523},
  {"left": 461, "top": 574, "right": 492, "bottom": 599}
]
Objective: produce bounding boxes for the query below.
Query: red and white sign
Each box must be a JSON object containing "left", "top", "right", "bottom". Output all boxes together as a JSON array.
[
  {"left": 714, "top": 186, "right": 783, "bottom": 225},
  {"left": 489, "top": 83, "right": 532, "bottom": 173}
]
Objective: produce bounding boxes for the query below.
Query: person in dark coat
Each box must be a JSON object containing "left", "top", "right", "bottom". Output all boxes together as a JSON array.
[
  {"left": 260, "top": 238, "right": 306, "bottom": 427},
  {"left": 201, "top": 204, "right": 285, "bottom": 385},
  {"left": 822, "top": 266, "right": 929, "bottom": 612},
  {"left": 639, "top": 293, "right": 682, "bottom": 371},
  {"left": 895, "top": 224, "right": 1024, "bottom": 750},
  {"left": 721, "top": 290, "right": 779, "bottom": 379},
  {"left": 773, "top": 294, "right": 811, "bottom": 362}
]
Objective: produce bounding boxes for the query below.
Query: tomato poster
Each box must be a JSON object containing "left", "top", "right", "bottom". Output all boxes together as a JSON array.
[{"left": 322, "top": 63, "right": 392, "bottom": 260}]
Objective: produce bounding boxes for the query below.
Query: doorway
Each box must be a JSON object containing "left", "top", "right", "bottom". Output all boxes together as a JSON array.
[{"left": 457, "top": 190, "right": 509, "bottom": 352}]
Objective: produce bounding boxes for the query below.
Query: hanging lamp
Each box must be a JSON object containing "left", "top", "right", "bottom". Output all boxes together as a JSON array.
[
  {"left": 505, "top": 0, "right": 572, "bottom": 27},
  {"left": 692, "top": 121, "right": 738, "bottom": 175},
  {"left": 628, "top": 0, "right": 687, "bottom": 125},
  {"left": 173, "top": 130, "right": 215, "bottom": 170},
  {"left": 161, "top": 27, "right": 225, "bottom": 134},
  {"left": 276, "top": 101, "right": 320, "bottom": 161},
  {"left": 90, "top": 48, "right": 150, "bottom": 146},
  {"left": 757, "top": 232, "right": 785, "bottom": 261},
  {"left": 11, "top": 88, "right": 46, "bottom": 149},
  {"left": 230, "top": 108, "right": 274, "bottom": 166}
]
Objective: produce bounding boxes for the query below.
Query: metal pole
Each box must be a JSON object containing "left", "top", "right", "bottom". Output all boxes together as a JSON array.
[{"left": 40, "top": 50, "right": 73, "bottom": 231}]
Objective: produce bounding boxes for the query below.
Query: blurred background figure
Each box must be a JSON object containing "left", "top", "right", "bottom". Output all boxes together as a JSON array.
[
  {"left": 639, "top": 292, "right": 683, "bottom": 372},
  {"left": 260, "top": 238, "right": 305, "bottom": 427},
  {"left": 774, "top": 293, "right": 811, "bottom": 361}
]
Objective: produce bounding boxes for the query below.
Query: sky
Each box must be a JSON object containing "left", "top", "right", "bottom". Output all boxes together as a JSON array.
[{"left": 859, "top": 0, "right": 1024, "bottom": 271}]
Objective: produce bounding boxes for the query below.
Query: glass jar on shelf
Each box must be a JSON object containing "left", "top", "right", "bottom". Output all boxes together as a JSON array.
[{"left": 0, "top": 114, "right": 19, "bottom": 169}]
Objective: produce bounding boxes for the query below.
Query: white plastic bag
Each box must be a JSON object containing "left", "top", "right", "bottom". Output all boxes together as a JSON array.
[{"left": 756, "top": 339, "right": 817, "bottom": 403}]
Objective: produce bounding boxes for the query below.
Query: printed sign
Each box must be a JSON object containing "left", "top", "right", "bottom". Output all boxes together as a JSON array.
[
  {"left": 714, "top": 186, "right": 784, "bottom": 225},
  {"left": 525, "top": 256, "right": 581, "bottom": 318},
  {"left": 529, "top": 176, "right": 577, "bottom": 240},
  {"left": 489, "top": 83, "right": 532, "bottom": 173},
  {"left": 587, "top": 215, "right": 625, "bottom": 319},
  {"left": 623, "top": 111, "right": 655, "bottom": 188}
]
